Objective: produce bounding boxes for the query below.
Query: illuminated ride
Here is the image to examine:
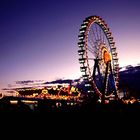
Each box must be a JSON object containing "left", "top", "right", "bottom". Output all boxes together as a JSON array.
[
  {"left": 15, "top": 85, "right": 81, "bottom": 102},
  {"left": 78, "top": 15, "right": 119, "bottom": 102}
]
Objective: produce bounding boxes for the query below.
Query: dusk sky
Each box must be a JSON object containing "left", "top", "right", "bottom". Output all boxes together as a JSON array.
[{"left": 1, "top": 0, "right": 140, "bottom": 89}]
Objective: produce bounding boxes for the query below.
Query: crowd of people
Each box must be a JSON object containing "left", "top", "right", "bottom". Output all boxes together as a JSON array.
[{"left": 0, "top": 93, "right": 139, "bottom": 114}]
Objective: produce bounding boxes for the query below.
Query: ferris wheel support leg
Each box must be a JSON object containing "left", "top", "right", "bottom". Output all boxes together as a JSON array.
[
  {"left": 102, "top": 61, "right": 110, "bottom": 104},
  {"left": 109, "top": 62, "right": 118, "bottom": 100},
  {"left": 92, "top": 59, "right": 98, "bottom": 79},
  {"left": 92, "top": 59, "right": 103, "bottom": 85}
]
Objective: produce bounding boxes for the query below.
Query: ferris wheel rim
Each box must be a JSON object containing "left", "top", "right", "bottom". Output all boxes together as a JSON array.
[{"left": 78, "top": 15, "right": 119, "bottom": 98}]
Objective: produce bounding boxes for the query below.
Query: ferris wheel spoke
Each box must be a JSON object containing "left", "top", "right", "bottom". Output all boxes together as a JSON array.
[
  {"left": 99, "top": 27, "right": 102, "bottom": 42},
  {"left": 87, "top": 45, "right": 100, "bottom": 59},
  {"left": 90, "top": 27, "right": 98, "bottom": 43},
  {"left": 100, "top": 27, "right": 106, "bottom": 43},
  {"left": 102, "top": 33, "right": 105, "bottom": 43},
  {"left": 97, "top": 24, "right": 103, "bottom": 41},
  {"left": 88, "top": 37, "right": 99, "bottom": 52},
  {"left": 95, "top": 24, "right": 100, "bottom": 41},
  {"left": 88, "top": 34, "right": 100, "bottom": 55},
  {"left": 87, "top": 45, "right": 94, "bottom": 54},
  {"left": 88, "top": 38, "right": 96, "bottom": 50}
]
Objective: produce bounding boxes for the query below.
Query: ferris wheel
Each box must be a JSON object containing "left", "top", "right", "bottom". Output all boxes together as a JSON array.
[{"left": 78, "top": 15, "right": 119, "bottom": 102}]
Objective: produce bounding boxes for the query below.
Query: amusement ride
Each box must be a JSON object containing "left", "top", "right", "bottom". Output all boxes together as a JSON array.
[{"left": 78, "top": 15, "right": 119, "bottom": 103}]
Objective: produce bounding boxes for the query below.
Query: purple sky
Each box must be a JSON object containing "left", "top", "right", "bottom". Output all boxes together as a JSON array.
[{"left": 1, "top": 0, "right": 140, "bottom": 89}]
